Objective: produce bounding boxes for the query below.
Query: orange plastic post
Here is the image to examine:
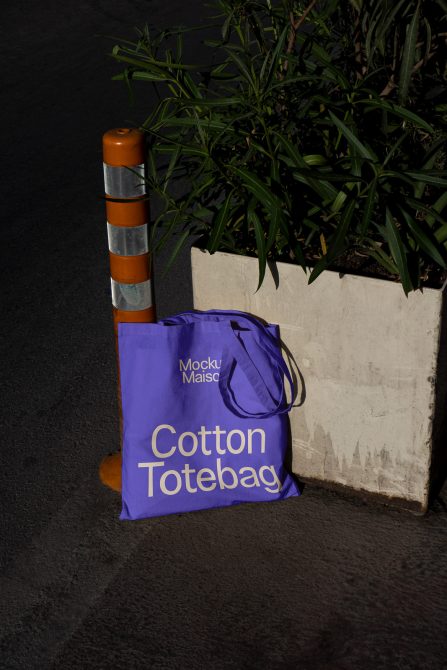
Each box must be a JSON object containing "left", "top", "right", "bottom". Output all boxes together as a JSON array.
[{"left": 99, "top": 128, "right": 155, "bottom": 493}]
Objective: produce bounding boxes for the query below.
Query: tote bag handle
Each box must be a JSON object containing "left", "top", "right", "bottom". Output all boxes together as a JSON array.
[{"left": 160, "top": 310, "right": 294, "bottom": 419}]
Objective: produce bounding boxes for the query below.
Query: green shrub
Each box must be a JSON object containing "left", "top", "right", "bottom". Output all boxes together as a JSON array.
[{"left": 111, "top": 0, "right": 447, "bottom": 292}]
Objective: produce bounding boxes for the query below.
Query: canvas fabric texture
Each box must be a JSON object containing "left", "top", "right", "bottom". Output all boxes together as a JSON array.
[{"left": 118, "top": 310, "right": 300, "bottom": 520}]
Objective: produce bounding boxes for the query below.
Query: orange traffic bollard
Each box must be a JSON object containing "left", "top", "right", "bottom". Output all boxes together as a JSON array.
[{"left": 99, "top": 128, "right": 155, "bottom": 493}]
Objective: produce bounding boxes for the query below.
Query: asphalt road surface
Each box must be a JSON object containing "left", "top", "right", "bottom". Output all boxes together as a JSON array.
[{"left": 1, "top": 1, "right": 447, "bottom": 669}]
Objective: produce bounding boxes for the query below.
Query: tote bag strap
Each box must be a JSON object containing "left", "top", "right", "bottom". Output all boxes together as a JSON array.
[
  {"left": 219, "top": 321, "right": 294, "bottom": 419},
  {"left": 161, "top": 310, "right": 294, "bottom": 419}
]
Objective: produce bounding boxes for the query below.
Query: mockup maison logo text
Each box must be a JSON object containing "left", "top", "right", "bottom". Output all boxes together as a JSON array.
[{"left": 179, "top": 357, "right": 221, "bottom": 384}]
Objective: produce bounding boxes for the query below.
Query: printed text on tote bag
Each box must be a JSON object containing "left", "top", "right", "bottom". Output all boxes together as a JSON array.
[
  {"left": 179, "top": 357, "right": 221, "bottom": 384},
  {"left": 138, "top": 423, "right": 282, "bottom": 497}
]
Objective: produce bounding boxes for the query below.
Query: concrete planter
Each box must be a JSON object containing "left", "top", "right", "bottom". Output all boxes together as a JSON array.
[{"left": 191, "top": 248, "right": 447, "bottom": 512}]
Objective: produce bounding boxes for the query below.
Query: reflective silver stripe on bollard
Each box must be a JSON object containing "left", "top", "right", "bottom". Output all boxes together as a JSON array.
[
  {"left": 107, "top": 223, "right": 149, "bottom": 256},
  {"left": 111, "top": 278, "right": 153, "bottom": 311},
  {"left": 103, "top": 163, "right": 146, "bottom": 198}
]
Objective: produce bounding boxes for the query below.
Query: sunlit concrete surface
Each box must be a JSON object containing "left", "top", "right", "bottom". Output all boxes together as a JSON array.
[{"left": 192, "top": 249, "right": 447, "bottom": 512}]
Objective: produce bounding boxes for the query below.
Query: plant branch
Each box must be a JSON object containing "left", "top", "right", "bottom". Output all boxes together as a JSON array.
[
  {"left": 282, "top": 0, "right": 318, "bottom": 74},
  {"left": 380, "top": 76, "right": 397, "bottom": 98}
]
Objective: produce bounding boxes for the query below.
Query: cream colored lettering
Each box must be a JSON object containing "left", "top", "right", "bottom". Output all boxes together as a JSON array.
[
  {"left": 216, "top": 458, "right": 238, "bottom": 490},
  {"left": 138, "top": 460, "right": 283, "bottom": 497},
  {"left": 259, "top": 465, "right": 282, "bottom": 493},
  {"left": 179, "top": 357, "right": 221, "bottom": 383},
  {"left": 198, "top": 425, "right": 212, "bottom": 456},
  {"left": 213, "top": 425, "right": 227, "bottom": 455},
  {"left": 160, "top": 469, "right": 182, "bottom": 495},
  {"left": 196, "top": 467, "right": 217, "bottom": 491},
  {"left": 149, "top": 424, "right": 267, "bottom": 460},
  {"left": 247, "top": 428, "right": 266, "bottom": 454},
  {"left": 138, "top": 461, "right": 164, "bottom": 497},
  {"left": 239, "top": 466, "right": 260, "bottom": 488},
  {"left": 181, "top": 463, "right": 198, "bottom": 493},
  {"left": 178, "top": 431, "right": 198, "bottom": 457},
  {"left": 182, "top": 371, "right": 195, "bottom": 384},
  {"left": 226, "top": 429, "right": 246, "bottom": 455},
  {"left": 152, "top": 424, "right": 176, "bottom": 458},
  {"left": 181, "top": 371, "right": 220, "bottom": 383}
]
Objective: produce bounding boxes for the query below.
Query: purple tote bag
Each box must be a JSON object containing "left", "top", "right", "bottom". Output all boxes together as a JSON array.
[{"left": 118, "top": 310, "right": 300, "bottom": 520}]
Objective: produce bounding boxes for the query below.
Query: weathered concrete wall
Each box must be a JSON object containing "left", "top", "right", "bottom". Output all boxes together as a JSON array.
[{"left": 191, "top": 248, "right": 444, "bottom": 510}]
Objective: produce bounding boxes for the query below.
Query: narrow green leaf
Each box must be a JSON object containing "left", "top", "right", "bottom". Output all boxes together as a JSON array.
[
  {"left": 264, "top": 24, "right": 288, "bottom": 87},
  {"left": 385, "top": 207, "right": 412, "bottom": 294},
  {"left": 295, "top": 35, "right": 350, "bottom": 88},
  {"left": 179, "top": 97, "right": 243, "bottom": 108},
  {"left": 162, "top": 144, "right": 181, "bottom": 193},
  {"left": 229, "top": 166, "right": 282, "bottom": 212},
  {"left": 303, "top": 155, "right": 327, "bottom": 166},
  {"left": 359, "top": 179, "right": 377, "bottom": 240},
  {"left": 274, "top": 132, "right": 338, "bottom": 201},
  {"left": 247, "top": 201, "right": 267, "bottom": 289},
  {"left": 248, "top": 9, "right": 267, "bottom": 54},
  {"left": 266, "top": 160, "right": 283, "bottom": 252},
  {"left": 192, "top": 206, "right": 213, "bottom": 220},
  {"left": 328, "top": 111, "right": 376, "bottom": 161},
  {"left": 208, "top": 191, "right": 234, "bottom": 253},
  {"left": 365, "top": 14, "right": 379, "bottom": 64},
  {"left": 278, "top": 155, "right": 362, "bottom": 184},
  {"left": 153, "top": 204, "right": 189, "bottom": 253},
  {"left": 429, "top": 192, "right": 447, "bottom": 227},
  {"left": 406, "top": 197, "right": 447, "bottom": 227},
  {"left": 161, "top": 229, "right": 191, "bottom": 277},
  {"left": 154, "top": 117, "right": 223, "bottom": 131},
  {"left": 328, "top": 199, "right": 356, "bottom": 261},
  {"left": 224, "top": 49, "right": 256, "bottom": 91},
  {"left": 270, "top": 157, "right": 280, "bottom": 184},
  {"left": 181, "top": 71, "right": 202, "bottom": 99},
  {"left": 382, "top": 131, "right": 410, "bottom": 167},
  {"left": 293, "top": 241, "right": 308, "bottom": 275},
  {"left": 398, "top": 207, "right": 447, "bottom": 268},
  {"left": 378, "top": 170, "right": 416, "bottom": 188},
  {"left": 404, "top": 172, "right": 447, "bottom": 187},
  {"left": 331, "top": 190, "right": 347, "bottom": 214},
  {"left": 359, "top": 100, "right": 434, "bottom": 134},
  {"left": 266, "top": 207, "right": 282, "bottom": 253},
  {"left": 308, "top": 256, "right": 328, "bottom": 285},
  {"left": 145, "top": 128, "right": 209, "bottom": 157},
  {"left": 292, "top": 168, "right": 363, "bottom": 184},
  {"left": 125, "top": 71, "right": 174, "bottom": 82},
  {"left": 141, "top": 56, "right": 203, "bottom": 72},
  {"left": 222, "top": 11, "right": 233, "bottom": 41},
  {"left": 373, "top": 0, "right": 407, "bottom": 55},
  {"left": 147, "top": 147, "right": 157, "bottom": 181},
  {"left": 435, "top": 226, "right": 447, "bottom": 244},
  {"left": 209, "top": 62, "right": 240, "bottom": 80},
  {"left": 398, "top": 1, "right": 421, "bottom": 105},
  {"left": 299, "top": 56, "right": 349, "bottom": 88},
  {"left": 423, "top": 17, "right": 432, "bottom": 66},
  {"left": 366, "top": 246, "right": 399, "bottom": 275},
  {"left": 111, "top": 50, "right": 199, "bottom": 73},
  {"left": 142, "top": 98, "right": 174, "bottom": 130},
  {"left": 421, "top": 138, "right": 447, "bottom": 173}
]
